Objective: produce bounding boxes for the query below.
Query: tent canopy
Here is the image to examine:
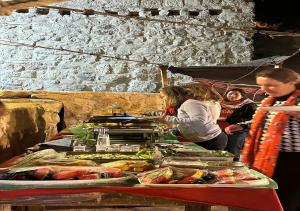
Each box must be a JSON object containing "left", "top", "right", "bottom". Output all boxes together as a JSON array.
[{"left": 168, "top": 50, "right": 300, "bottom": 85}]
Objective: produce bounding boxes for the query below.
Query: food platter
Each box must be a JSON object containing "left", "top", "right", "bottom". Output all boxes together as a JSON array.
[
  {"left": 0, "top": 176, "right": 136, "bottom": 190},
  {"left": 65, "top": 152, "right": 155, "bottom": 164},
  {"left": 138, "top": 178, "right": 270, "bottom": 188},
  {"left": 172, "top": 149, "right": 235, "bottom": 159},
  {"left": 160, "top": 159, "right": 243, "bottom": 170}
]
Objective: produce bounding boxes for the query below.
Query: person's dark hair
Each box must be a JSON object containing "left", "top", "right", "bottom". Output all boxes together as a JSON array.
[
  {"left": 256, "top": 65, "right": 300, "bottom": 83},
  {"left": 225, "top": 88, "right": 246, "bottom": 98}
]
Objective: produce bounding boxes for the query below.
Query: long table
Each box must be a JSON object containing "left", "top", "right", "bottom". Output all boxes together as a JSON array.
[
  {"left": 0, "top": 135, "right": 283, "bottom": 211},
  {"left": 0, "top": 185, "right": 282, "bottom": 211}
]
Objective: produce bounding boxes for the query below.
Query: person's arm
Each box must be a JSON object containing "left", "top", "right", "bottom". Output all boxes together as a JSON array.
[
  {"left": 226, "top": 103, "right": 257, "bottom": 124},
  {"left": 246, "top": 103, "right": 257, "bottom": 119},
  {"left": 225, "top": 103, "right": 257, "bottom": 134},
  {"left": 239, "top": 103, "right": 257, "bottom": 129}
]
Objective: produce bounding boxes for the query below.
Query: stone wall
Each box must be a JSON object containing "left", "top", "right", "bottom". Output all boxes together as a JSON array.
[{"left": 0, "top": 0, "right": 254, "bottom": 92}]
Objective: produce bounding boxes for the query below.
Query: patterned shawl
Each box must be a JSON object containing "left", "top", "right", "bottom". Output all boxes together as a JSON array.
[{"left": 241, "top": 89, "right": 300, "bottom": 177}]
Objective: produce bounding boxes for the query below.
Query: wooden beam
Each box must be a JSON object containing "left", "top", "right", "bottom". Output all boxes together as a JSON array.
[
  {"left": 159, "top": 65, "right": 169, "bottom": 88},
  {"left": 0, "top": 0, "right": 66, "bottom": 16}
]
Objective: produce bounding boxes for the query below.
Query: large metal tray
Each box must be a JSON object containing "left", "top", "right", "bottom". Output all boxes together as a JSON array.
[
  {"left": 138, "top": 178, "right": 270, "bottom": 188},
  {"left": 160, "top": 157, "right": 243, "bottom": 170},
  {"left": 87, "top": 115, "right": 136, "bottom": 123},
  {"left": 65, "top": 152, "right": 155, "bottom": 164},
  {"left": 166, "top": 155, "right": 234, "bottom": 162},
  {"left": 172, "top": 149, "right": 235, "bottom": 157},
  {"left": 87, "top": 115, "right": 156, "bottom": 125},
  {"left": 37, "top": 138, "right": 73, "bottom": 152}
]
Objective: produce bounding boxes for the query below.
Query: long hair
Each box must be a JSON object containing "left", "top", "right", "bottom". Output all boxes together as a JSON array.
[
  {"left": 182, "top": 82, "right": 223, "bottom": 102},
  {"left": 159, "top": 86, "right": 192, "bottom": 110}
]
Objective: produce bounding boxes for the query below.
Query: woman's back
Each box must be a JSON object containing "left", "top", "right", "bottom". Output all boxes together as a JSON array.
[
  {"left": 201, "top": 101, "right": 221, "bottom": 123},
  {"left": 166, "top": 99, "right": 222, "bottom": 142}
]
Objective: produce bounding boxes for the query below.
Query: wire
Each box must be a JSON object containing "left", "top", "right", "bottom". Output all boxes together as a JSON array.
[
  {"left": 0, "top": 38, "right": 287, "bottom": 94},
  {"left": 227, "top": 56, "right": 281, "bottom": 84},
  {"left": 228, "top": 66, "right": 263, "bottom": 84},
  {"left": 252, "top": 88, "right": 262, "bottom": 101},
  {"left": 0, "top": 39, "right": 165, "bottom": 66}
]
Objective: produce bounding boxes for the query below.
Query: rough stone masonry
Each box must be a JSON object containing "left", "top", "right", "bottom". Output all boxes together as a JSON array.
[{"left": 0, "top": 0, "right": 254, "bottom": 92}]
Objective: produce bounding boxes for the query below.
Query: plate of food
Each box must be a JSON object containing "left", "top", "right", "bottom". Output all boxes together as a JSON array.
[
  {"left": 259, "top": 106, "right": 300, "bottom": 112},
  {"left": 0, "top": 165, "right": 136, "bottom": 190},
  {"left": 139, "top": 178, "right": 270, "bottom": 188},
  {"left": 136, "top": 166, "right": 272, "bottom": 188}
]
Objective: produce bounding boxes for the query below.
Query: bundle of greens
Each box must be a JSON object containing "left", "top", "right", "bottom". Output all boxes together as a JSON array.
[{"left": 69, "top": 124, "right": 94, "bottom": 140}]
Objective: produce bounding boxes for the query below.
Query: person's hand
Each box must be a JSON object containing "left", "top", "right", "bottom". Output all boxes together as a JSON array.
[
  {"left": 176, "top": 136, "right": 191, "bottom": 142},
  {"left": 225, "top": 124, "right": 243, "bottom": 135},
  {"left": 285, "top": 111, "right": 300, "bottom": 119}
]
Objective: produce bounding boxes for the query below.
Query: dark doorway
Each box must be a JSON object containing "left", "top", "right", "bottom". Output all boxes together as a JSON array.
[{"left": 253, "top": 0, "right": 300, "bottom": 59}]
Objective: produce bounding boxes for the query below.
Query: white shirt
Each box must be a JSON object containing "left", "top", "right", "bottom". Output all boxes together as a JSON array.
[
  {"left": 201, "top": 101, "right": 221, "bottom": 123},
  {"left": 165, "top": 99, "right": 222, "bottom": 142}
]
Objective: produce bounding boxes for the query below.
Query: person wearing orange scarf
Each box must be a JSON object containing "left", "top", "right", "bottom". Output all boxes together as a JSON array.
[{"left": 241, "top": 65, "right": 300, "bottom": 211}]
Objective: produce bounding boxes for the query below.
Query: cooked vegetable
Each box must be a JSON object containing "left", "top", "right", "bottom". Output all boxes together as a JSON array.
[
  {"left": 78, "top": 173, "right": 100, "bottom": 180},
  {"left": 33, "top": 167, "right": 53, "bottom": 180},
  {"left": 138, "top": 167, "right": 174, "bottom": 184},
  {"left": 101, "top": 160, "right": 154, "bottom": 172},
  {"left": 178, "top": 169, "right": 205, "bottom": 184},
  {"left": 9, "top": 149, "right": 63, "bottom": 168},
  {"left": 67, "top": 148, "right": 154, "bottom": 160},
  {"left": 0, "top": 166, "right": 124, "bottom": 180},
  {"left": 52, "top": 169, "right": 89, "bottom": 180}
]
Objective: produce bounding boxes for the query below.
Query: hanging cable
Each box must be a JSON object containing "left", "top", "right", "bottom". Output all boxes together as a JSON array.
[
  {"left": 252, "top": 88, "right": 262, "bottom": 101},
  {"left": 0, "top": 39, "right": 165, "bottom": 66},
  {"left": 0, "top": 39, "right": 280, "bottom": 88},
  {"left": 227, "top": 57, "right": 280, "bottom": 84}
]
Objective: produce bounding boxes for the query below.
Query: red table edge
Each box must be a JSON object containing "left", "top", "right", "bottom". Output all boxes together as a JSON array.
[{"left": 0, "top": 186, "right": 283, "bottom": 211}]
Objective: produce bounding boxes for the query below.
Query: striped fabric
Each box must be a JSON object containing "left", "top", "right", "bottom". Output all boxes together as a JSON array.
[{"left": 260, "top": 100, "right": 300, "bottom": 152}]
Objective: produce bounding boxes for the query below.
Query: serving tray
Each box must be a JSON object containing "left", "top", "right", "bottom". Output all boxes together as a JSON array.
[
  {"left": 0, "top": 176, "right": 136, "bottom": 190},
  {"left": 138, "top": 178, "right": 270, "bottom": 188}
]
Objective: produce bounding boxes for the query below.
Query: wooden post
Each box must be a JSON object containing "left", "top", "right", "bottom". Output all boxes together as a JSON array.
[
  {"left": 159, "top": 65, "right": 169, "bottom": 88},
  {"left": 0, "top": 204, "right": 12, "bottom": 211}
]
